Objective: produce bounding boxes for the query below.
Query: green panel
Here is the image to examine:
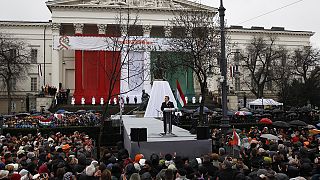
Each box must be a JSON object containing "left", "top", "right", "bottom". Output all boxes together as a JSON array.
[{"left": 150, "top": 52, "right": 195, "bottom": 100}]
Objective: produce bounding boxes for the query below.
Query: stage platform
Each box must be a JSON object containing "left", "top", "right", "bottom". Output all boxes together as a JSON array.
[{"left": 122, "top": 115, "right": 211, "bottom": 159}]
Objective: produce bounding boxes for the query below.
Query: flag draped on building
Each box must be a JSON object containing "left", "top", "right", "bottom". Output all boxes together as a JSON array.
[
  {"left": 38, "top": 64, "right": 42, "bottom": 77},
  {"left": 232, "top": 129, "right": 241, "bottom": 146},
  {"left": 176, "top": 80, "right": 186, "bottom": 109}
]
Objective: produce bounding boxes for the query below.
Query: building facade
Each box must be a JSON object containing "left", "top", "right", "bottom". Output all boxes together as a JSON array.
[{"left": 0, "top": 0, "right": 314, "bottom": 113}]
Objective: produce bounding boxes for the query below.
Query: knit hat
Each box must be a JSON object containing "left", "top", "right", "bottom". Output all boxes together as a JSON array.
[
  {"left": 0, "top": 170, "right": 9, "bottom": 179},
  {"left": 133, "top": 163, "right": 141, "bottom": 171},
  {"left": 38, "top": 163, "right": 49, "bottom": 174},
  {"left": 168, "top": 164, "right": 177, "bottom": 171},
  {"left": 139, "top": 159, "right": 146, "bottom": 166},
  {"left": 134, "top": 154, "right": 144, "bottom": 163},
  {"left": 10, "top": 173, "right": 21, "bottom": 180},
  {"left": 85, "top": 165, "right": 96, "bottom": 176},
  {"left": 63, "top": 172, "right": 73, "bottom": 180},
  {"left": 19, "top": 169, "right": 29, "bottom": 177}
]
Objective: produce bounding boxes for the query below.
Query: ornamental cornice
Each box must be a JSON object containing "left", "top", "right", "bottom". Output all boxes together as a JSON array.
[
  {"left": 48, "top": 4, "right": 217, "bottom": 14},
  {"left": 0, "top": 21, "right": 51, "bottom": 28},
  {"left": 227, "top": 28, "right": 314, "bottom": 37}
]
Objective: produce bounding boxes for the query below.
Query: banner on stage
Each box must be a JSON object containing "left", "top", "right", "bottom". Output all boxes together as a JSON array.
[{"left": 53, "top": 36, "right": 173, "bottom": 51}]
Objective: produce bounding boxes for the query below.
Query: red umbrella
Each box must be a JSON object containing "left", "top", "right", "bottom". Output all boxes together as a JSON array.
[{"left": 260, "top": 118, "right": 272, "bottom": 125}]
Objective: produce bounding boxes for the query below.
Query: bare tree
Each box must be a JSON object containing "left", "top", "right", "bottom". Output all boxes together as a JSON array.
[
  {"left": 240, "top": 36, "right": 286, "bottom": 98},
  {"left": 0, "top": 32, "right": 31, "bottom": 114},
  {"left": 291, "top": 46, "right": 320, "bottom": 82},
  {"left": 97, "top": 8, "right": 149, "bottom": 158},
  {"left": 163, "top": 10, "right": 220, "bottom": 124}
]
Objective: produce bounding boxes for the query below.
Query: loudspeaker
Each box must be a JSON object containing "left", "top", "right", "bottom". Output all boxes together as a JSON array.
[
  {"left": 197, "top": 126, "right": 210, "bottom": 140},
  {"left": 130, "top": 128, "right": 147, "bottom": 142}
]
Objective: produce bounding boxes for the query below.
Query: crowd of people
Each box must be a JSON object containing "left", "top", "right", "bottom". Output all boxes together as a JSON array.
[
  {"left": 0, "top": 125, "right": 319, "bottom": 179},
  {"left": 2, "top": 111, "right": 101, "bottom": 129},
  {"left": 40, "top": 85, "right": 58, "bottom": 97}
]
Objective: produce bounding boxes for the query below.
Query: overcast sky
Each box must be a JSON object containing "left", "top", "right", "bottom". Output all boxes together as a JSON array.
[{"left": 0, "top": 0, "right": 319, "bottom": 47}]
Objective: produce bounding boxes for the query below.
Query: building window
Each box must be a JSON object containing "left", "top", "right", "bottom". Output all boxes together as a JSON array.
[
  {"left": 31, "top": 49, "right": 38, "bottom": 63},
  {"left": 31, "top": 77, "right": 37, "bottom": 91}
]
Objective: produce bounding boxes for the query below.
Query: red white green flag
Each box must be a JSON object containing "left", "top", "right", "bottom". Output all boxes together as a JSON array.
[{"left": 176, "top": 80, "right": 186, "bottom": 109}]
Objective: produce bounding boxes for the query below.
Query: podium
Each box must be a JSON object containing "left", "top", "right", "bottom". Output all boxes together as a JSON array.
[{"left": 163, "top": 108, "right": 177, "bottom": 135}]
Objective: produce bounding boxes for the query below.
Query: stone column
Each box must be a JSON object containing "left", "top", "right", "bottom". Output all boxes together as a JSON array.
[
  {"left": 73, "top": 23, "right": 84, "bottom": 35},
  {"left": 164, "top": 26, "right": 172, "bottom": 38},
  {"left": 51, "top": 23, "right": 61, "bottom": 89},
  {"left": 97, "top": 24, "right": 107, "bottom": 35},
  {"left": 120, "top": 24, "right": 128, "bottom": 36},
  {"left": 142, "top": 25, "right": 152, "bottom": 93},
  {"left": 73, "top": 23, "right": 84, "bottom": 103}
]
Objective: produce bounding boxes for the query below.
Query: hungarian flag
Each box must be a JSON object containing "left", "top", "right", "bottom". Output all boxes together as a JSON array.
[
  {"left": 39, "top": 116, "right": 53, "bottom": 127},
  {"left": 176, "top": 80, "right": 186, "bottom": 109},
  {"left": 231, "top": 129, "right": 241, "bottom": 146}
]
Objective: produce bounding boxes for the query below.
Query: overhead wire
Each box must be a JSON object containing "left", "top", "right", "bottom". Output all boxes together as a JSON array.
[{"left": 237, "top": 0, "right": 304, "bottom": 25}]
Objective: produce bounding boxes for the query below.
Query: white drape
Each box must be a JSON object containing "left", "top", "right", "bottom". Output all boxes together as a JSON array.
[{"left": 144, "top": 81, "right": 177, "bottom": 118}]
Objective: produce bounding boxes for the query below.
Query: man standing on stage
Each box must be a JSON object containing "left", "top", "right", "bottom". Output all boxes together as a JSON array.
[{"left": 161, "top": 96, "right": 174, "bottom": 134}]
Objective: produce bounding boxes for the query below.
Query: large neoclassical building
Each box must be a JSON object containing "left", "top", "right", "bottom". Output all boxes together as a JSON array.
[{"left": 0, "top": 0, "right": 314, "bottom": 113}]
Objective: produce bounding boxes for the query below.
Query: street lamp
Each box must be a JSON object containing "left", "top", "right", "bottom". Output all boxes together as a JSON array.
[{"left": 219, "top": 0, "right": 230, "bottom": 133}]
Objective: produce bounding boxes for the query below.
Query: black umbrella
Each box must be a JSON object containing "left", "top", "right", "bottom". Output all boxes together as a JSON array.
[
  {"left": 289, "top": 107, "right": 298, "bottom": 112},
  {"left": 262, "top": 113, "right": 272, "bottom": 117},
  {"left": 299, "top": 106, "right": 312, "bottom": 112},
  {"left": 213, "top": 108, "right": 222, "bottom": 112},
  {"left": 287, "top": 112, "right": 297, "bottom": 117},
  {"left": 253, "top": 114, "right": 262, "bottom": 117},
  {"left": 181, "top": 108, "right": 195, "bottom": 114},
  {"left": 273, "top": 121, "right": 290, "bottom": 128},
  {"left": 196, "top": 106, "right": 213, "bottom": 113},
  {"left": 255, "top": 108, "right": 264, "bottom": 112},
  {"left": 289, "top": 120, "right": 307, "bottom": 127},
  {"left": 272, "top": 109, "right": 283, "bottom": 113}
]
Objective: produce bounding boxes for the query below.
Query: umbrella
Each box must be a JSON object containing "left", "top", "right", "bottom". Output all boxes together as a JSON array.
[
  {"left": 235, "top": 111, "right": 252, "bottom": 116},
  {"left": 262, "top": 113, "right": 272, "bottom": 117},
  {"left": 287, "top": 112, "right": 297, "bottom": 117},
  {"left": 307, "top": 124, "right": 316, "bottom": 129},
  {"left": 289, "top": 107, "right": 298, "bottom": 112},
  {"left": 259, "top": 118, "right": 272, "bottom": 125},
  {"left": 195, "top": 106, "right": 213, "bottom": 113},
  {"left": 240, "top": 108, "right": 250, "bottom": 112},
  {"left": 272, "top": 109, "right": 283, "bottom": 113},
  {"left": 300, "top": 106, "right": 312, "bottom": 112},
  {"left": 76, "top": 110, "right": 86, "bottom": 114},
  {"left": 260, "top": 134, "right": 279, "bottom": 140},
  {"left": 226, "top": 129, "right": 241, "bottom": 134},
  {"left": 273, "top": 121, "right": 290, "bottom": 128},
  {"left": 181, "top": 108, "right": 195, "bottom": 114},
  {"left": 289, "top": 120, "right": 307, "bottom": 127},
  {"left": 213, "top": 108, "right": 222, "bottom": 112},
  {"left": 56, "top": 109, "right": 66, "bottom": 114},
  {"left": 227, "top": 111, "right": 235, "bottom": 116}
]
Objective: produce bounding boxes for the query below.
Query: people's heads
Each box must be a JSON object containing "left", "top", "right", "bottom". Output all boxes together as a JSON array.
[
  {"left": 164, "top": 96, "right": 169, "bottom": 102},
  {"left": 218, "top": 148, "right": 225, "bottom": 155},
  {"left": 165, "top": 169, "right": 174, "bottom": 180},
  {"left": 101, "top": 169, "right": 112, "bottom": 180}
]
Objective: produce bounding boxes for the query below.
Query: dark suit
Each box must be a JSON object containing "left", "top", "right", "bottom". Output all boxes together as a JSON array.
[{"left": 161, "top": 101, "right": 174, "bottom": 133}]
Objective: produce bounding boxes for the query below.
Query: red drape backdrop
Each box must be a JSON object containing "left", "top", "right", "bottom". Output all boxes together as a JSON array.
[{"left": 73, "top": 50, "right": 121, "bottom": 104}]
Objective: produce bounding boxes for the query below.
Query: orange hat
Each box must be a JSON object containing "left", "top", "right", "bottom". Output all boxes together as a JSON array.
[
  {"left": 62, "top": 144, "right": 70, "bottom": 150},
  {"left": 134, "top": 154, "right": 144, "bottom": 163}
]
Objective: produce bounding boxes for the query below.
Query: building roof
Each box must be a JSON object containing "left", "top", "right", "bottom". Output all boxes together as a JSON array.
[
  {"left": 228, "top": 25, "right": 314, "bottom": 36},
  {"left": 46, "top": 0, "right": 217, "bottom": 13},
  {"left": 0, "top": 21, "right": 51, "bottom": 27}
]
